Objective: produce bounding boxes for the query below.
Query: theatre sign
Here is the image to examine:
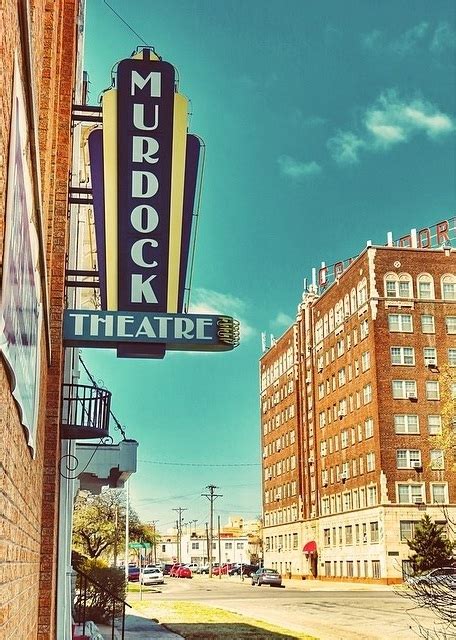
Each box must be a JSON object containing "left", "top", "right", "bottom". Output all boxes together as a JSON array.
[{"left": 64, "top": 49, "right": 239, "bottom": 358}]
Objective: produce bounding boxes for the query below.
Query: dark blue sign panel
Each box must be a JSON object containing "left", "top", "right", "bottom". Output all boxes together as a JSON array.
[
  {"left": 116, "top": 52, "right": 176, "bottom": 313},
  {"left": 63, "top": 310, "right": 240, "bottom": 352}
]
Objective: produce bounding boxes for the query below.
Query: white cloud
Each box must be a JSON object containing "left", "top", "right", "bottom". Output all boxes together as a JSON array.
[
  {"left": 362, "top": 22, "right": 429, "bottom": 55},
  {"left": 273, "top": 312, "right": 294, "bottom": 328},
  {"left": 189, "top": 288, "right": 255, "bottom": 341},
  {"left": 430, "top": 22, "right": 456, "bottom": 53},
  {"left": 329, "top": 90, "right": 454, "bottom": 164},
  {"left": 327, "top": 131, "right": 365, "bottom": 165},
  {"left": 278, "top": 155, "right": 322, "bottom": 179}
]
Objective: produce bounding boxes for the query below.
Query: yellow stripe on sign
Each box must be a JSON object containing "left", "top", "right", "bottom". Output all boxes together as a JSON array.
[
  {"left": 102, "top": 88, "right": 118, "bottom": 310},
  {"left": 167, "top": 93, "right": 188, "bottom": 312},
  {"left": 132, "top": 50, "right": 159, "bottom": 60}
]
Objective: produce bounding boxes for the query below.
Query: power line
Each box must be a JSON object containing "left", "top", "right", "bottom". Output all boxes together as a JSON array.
[
  {"left": 139, "top": 459, "right": 259, "bottom": 467},
  {"left": 102, "top": 0, "right": 150, "bottom": 46}
]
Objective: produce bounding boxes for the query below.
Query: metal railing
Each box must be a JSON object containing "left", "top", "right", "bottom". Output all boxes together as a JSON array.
[
  {"left": 61, "top": 383, "right": 111, "bottom": 439},
  {"left": 73, "top": 567, "right": 131, "bottom": 640}
]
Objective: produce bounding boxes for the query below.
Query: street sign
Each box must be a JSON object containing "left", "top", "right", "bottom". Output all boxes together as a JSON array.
[{"left": 129, "top": 542, "right": 151, "bottom": 549}]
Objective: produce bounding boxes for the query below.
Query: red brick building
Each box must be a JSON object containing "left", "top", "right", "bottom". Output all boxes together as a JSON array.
[
  {"left": 260, "top": 231, "right": 456, "bottom": 582},
  {"left": 0, "top": 1, "right": 80, "bottom": 637}
]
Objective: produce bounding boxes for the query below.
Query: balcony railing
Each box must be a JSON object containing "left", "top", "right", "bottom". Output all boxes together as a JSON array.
[{"left": 61, "top": 383, "right": 111, "bottom": 439}]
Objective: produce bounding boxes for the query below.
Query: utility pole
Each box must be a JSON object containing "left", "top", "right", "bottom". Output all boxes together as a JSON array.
[
  {"left": 149, "top": 520, "right": 159, "bottom": 565},
  {"left": 201, "top": 485, "right": 222, "bottom": 578},
  {"left": 172, "top": 507, "right": 187, "bottom": 563}
]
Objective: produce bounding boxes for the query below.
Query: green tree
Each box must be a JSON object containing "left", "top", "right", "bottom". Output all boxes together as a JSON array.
[{"left": 407, "top": 514, "right": 454, "bottom": 574}]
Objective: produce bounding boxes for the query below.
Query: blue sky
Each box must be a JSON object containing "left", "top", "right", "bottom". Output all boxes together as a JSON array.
[{"left": 82, "top": 0, "right": 456, "bottom": 532}]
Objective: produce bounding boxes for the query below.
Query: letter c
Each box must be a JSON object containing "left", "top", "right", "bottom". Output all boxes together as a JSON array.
[{"left": 131, "top": 239, "right": 158, "bottom": 268}]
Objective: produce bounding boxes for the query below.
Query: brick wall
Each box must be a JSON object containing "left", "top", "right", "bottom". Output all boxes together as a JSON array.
[{"left": 0, "top": 1, "right": 78, "bottom": 638}]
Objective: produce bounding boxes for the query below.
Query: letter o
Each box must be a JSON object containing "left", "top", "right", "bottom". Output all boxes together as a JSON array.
[
  {"left": 130, "top": 205, "right": 159, "bottom": 233},
  {"left": 131, "top": 238, "right": 158, "bottom": 268}
]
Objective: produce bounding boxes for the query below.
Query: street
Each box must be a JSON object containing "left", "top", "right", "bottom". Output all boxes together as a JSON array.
[{"left": 129, "top": 575, "right": 442, "bottom": 639}]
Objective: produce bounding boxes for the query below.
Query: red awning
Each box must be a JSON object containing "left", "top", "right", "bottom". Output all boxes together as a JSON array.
[{"left": 303, "top": 540, "right": 317, "bottom": 554}]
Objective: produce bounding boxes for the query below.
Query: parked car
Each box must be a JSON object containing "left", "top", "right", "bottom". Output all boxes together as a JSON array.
[
  {"left": 185, "top": 563, "right": 199, "bottom": 572},
  {"left": 176, "top": 565, "right": 192, "bottom": 578},
  {"left": 212, "top": 563, "right": 233, "bottom": 575},
  {"left": 140, "top": 567, "right": 164, "bottom": 585},
  {"left": 229, "top": 563, "right": 258, "bottom": 577},
  {"left": 128, "top": 566, "right": 140, "bottom": 582},
  {"left": 162, "top": 563, "right": 174, "bottom": 575},
  {"left": 251, "top": 568, "right": 282, "bottom": 587},
  {"left": 407, "top": 566, "right": 456, "bottom": 587},
  {"left": 197, "top": 563, "right": 219, "bottom": 574},
  {"left": 169, "top": 563, "right": 184, "bottom": 577}
]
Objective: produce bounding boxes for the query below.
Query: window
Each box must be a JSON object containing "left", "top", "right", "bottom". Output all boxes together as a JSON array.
[
  {"left": 319, "top": 411, "right": 326, "bottom": 428},
  {"left": 397, "top": 483, "right": 424, "bottom": 504},
  {"left": 343, "top": 492, "right": 351, "bottom": 510},
  {"left": 366, "top": 452, "right": 375, "bottom": 472},
  {"left": 370, "top": 522, "right": 379, "bottom": 543},
  {"left": 423, "top": 347, "right": 437, "bottom": 367},
  {"left": 368, "top": 485, "right": 377, "bottom": 506},
  {"left": 372, "top": 560, "right": 381, "bottom": 579},
  {"left": 293, "top": 533, "right": 298, "bottom": 549},
  {"left": 361, "top": 351, "right": 370, "bottom": 372},
  {"left": 396, "top": 449, "right": 421, "bottom": 469},
  {"left": 428, "top": 415, "right": 442, "bottom": 435},
  {"left": 337, "top": 339, "right": 345, "bottom": 357},
  {"left": 400, "top": 520, "right": 419, "bottom": 541},
  {"left": 431, "top": 484, "right": 447, "bottom": 504},
  {"left": 224, "top": 542, "right": 232, "bottom": 549},
  {"left": 392, "top": 379, "right": 417, "bottom": 399},
  {"left": 445, "top": 316, "right": 456, "bottom": 334},
  {"left": 442, "top": 275, "right": 456, "bottom": 300},
  {"left": 426, "top": 381, "right": 439, "bottom": 400},
  {"left": 421, "top": 315, "right": 435, "bottom": 333},
  {"left": 384, "top": 273, "right": 412, "bottom": 298},
  {"left": 358, "top": 279, "right": 368, "bottom": 305},
  {"left": 430, "top": 450, "right": 444, "bottom": 470},
  {"left": 394, "top": 415, "right": 419, "bottom": 434},
  {"left": 388, "top": 314, "right": 413, "bottom": 332},
  {"left": 363, "top": 384, "right": 372, "bottom": 404},
  {"left": 360, "top": 319, "right": 369, "bottom": 339},
  {"left": 448, "top": 349, "right": 456, "bottom": 367},
  {"left": 338, "top": 368, "right": 346, "bottom": 386},
  {"left": 341, "top": 430, "right": 349, "bottom": 449},
  {"left": 236, "top": 542, "right": 244, "bottom": 549},
  {"left": 345, "top": 525, "right": 353, "bottom": 545},
  {"left": 391, "top": 346, "right": 415, "bottom": 365},
  {"left": 365, "top": 417, "right": 374, "bottom": 438},
  {"left": 417, "top": 274, "right": 434, "bottom": 299}
]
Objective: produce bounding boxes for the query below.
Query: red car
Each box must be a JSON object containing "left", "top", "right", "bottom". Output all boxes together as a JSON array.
[
  {"left": 176, "top": 565, "right": 192, "bottom": 578},
  {"left": 212, "top": 563, "right": 234, "bottom": 575},
  {"left": 169, "top": 563, "right": 184, "bottom": 577}
]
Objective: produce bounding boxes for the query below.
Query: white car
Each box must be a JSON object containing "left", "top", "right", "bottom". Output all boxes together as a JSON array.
[
  {"left": 185, "top": 563, "right": 199, "bottom": 572},
  {"left": 140, "top": 567, "right": 165, "bottom": 585}
]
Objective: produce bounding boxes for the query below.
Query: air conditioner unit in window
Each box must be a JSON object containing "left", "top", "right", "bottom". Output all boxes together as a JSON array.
[
  {"left": 308, "top": 456, "right": 314, "bottom": 464},
  {"left": 318, "top": 367, "right": 323, "bottom": 373},
  {"left": 306, "top": 377, "right": 312, "bottom": 383},
  {"left": 411, "top": 461, "right": 423, "bottom": 470},
  {"left": 407, "top": 393, "right": 418, "bottom": 402},
  {"left": 413, "top": 497, "right": 425, "bottom": 504},
  {"left": 322, "top": 481, "right": 328, "bottom": 488},
  {"left": 338, "top": 411, "right": 346, "bottom": 419}
]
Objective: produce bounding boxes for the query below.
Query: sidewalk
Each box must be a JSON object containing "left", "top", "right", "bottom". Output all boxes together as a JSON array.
[{"left": 97, "top": 610, "right": 183, "bottom": 640}]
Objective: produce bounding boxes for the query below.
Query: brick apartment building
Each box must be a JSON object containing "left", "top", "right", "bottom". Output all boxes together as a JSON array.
[
  {"left": 0, "top": 1, "right": 80, "bottom": 638},
  {"left": 260, "top": 229, "right": 456, "bottom": 583}
]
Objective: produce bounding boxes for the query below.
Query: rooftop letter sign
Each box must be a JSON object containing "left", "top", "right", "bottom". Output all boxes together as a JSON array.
[{"left": 65, "top": 48, "right": 240, "bottom": 357}]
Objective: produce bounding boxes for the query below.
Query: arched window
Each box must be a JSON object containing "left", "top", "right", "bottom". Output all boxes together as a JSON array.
[
  {"left": 344, "top": 294, "right": 350, "bottom": 319},
  {"left": 441, "top": 274, "right": 456, "bottom": 300},
  {"left": 329, "top": 309, "right": 334, "bottom": 332},
  {"left": 323, "top": 314, "right": 329, "bottom": 337},
  {"left": 417, "top": 273, "right": 435, "bottom": 300},
  {"left": 350, "top": 288, "right": 357, "bottom": 313},
  {"left": 315, "top": 319, "right": 324, "bottom": 343},
  {"left": 398, "top": 273, "right": 413, "bottom": 298},
  {"left": 384, "top": 272, "right": 412, "bottom": 298},
  {"left": 357, "top": 278, "right": 368, "bottom": 305},
  {"left": 335, "top": 301, "right": 343, "bottom": 326}
]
